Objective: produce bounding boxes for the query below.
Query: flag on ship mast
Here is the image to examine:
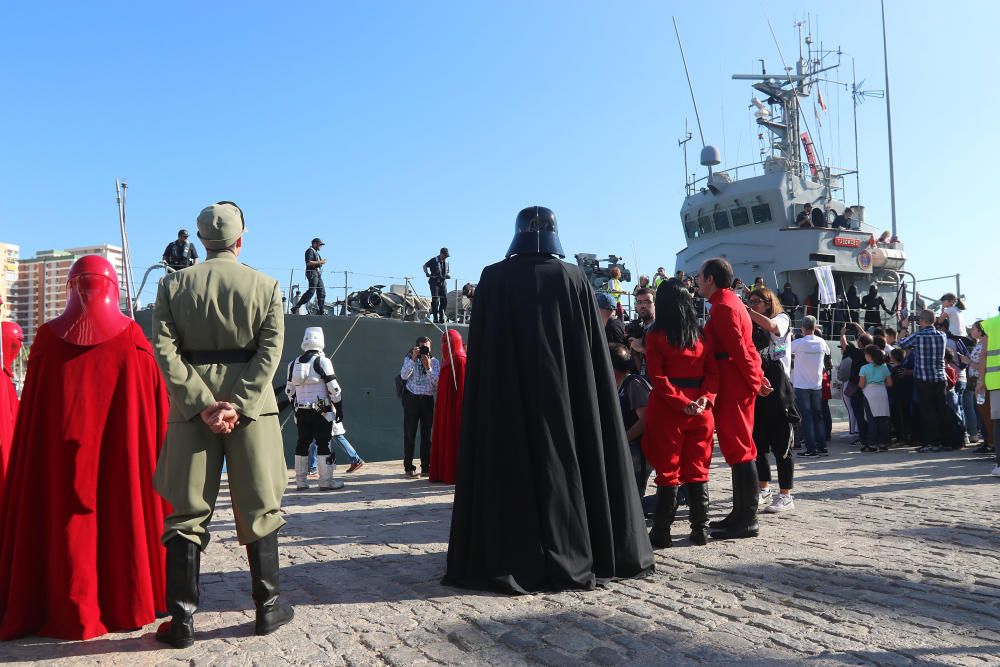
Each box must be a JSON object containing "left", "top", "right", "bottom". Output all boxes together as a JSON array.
[
  {"left": 812, "top": 266, "right": 837, "bottom": 305},
  {"left": 817, "top": 87, "right": 828, "bottom": 112}
]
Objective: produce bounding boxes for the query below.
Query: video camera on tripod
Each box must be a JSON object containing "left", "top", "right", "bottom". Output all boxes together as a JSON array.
[{"left": 574, "top": 253, "right": 632, "bottom": 293}]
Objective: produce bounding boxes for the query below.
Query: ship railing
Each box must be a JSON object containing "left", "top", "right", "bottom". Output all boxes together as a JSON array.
[{"left": 685, "top": 159, "right": 858, "bottom": 196}]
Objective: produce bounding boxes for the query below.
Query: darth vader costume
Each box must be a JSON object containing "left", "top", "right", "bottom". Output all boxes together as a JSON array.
[{"left": 442, "top": 206, "right": 654, "bottom": 594}]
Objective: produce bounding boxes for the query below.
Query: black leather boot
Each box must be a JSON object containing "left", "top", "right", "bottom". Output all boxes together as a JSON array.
[
  {"left": 247, "top": 531, "right": 295, "bottom": 636},
  {"left": 711, "top": 462, "right": 760, "bottom": 540},
  {"left": 648, "top": 485, "right": 679, "bottom": 549},
  {"left": 686, "top": 482, "right": 710, "bottom": 546},
  {"left": 155, "top": 537, "right": 200, "bottom": 649},
  {"left": 708, "top": 467, "right": 737, "bottom": 529}
]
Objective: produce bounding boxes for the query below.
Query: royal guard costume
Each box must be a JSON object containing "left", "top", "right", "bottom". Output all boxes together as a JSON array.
[
  {"left": 702, "top": 277, "right": 765, "bottom": 540},
  {"left": 0, "top": 321, "right": 24, "bottom": 493},
  {"left": 286, "top": 327, "right": 346, "bottom": 491},
  {"left": 443, "top": 206, "right": 654, "bottom": 594},
  {"left": 429, "top": 329, "right": 466, "bottom": 484},
  {"left": 0, "top": 256, "right": 169, "bottom": 640},
  {"left": 641, "top": 297, "right": 719, "bottom": 548}
]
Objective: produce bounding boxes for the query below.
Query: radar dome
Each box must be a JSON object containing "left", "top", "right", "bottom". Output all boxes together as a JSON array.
[{"left": 700, "top": 145, "right": 721, "bottom": 166}]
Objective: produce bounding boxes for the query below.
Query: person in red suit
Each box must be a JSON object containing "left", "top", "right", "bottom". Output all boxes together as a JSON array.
[
  {"left": 0, "top": 320, "right": 24, "bottom": 491},
  {"left": 0, "top": 255, "right": 169, "bottom": 640},
  {"left": 641, "top": 279, "right": 718, "bottom": 548},
  {"left": 429, "top": 329, "right": 467, "bottom": 484},
  {"left": 696, "top": 258, "right": 771, "bottom": 540}
]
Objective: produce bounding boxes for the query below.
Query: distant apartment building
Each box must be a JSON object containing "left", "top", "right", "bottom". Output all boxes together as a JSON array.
[
  {"left": 0, "top": 243, "right": 19, "bottom": 322},
  {"left": 12, "top": 245, "right": 126, "bottom": 345}
]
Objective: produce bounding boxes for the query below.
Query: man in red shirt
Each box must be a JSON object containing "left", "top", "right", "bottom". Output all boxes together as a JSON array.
[{"left": 696, "top": 258, "right": 771, "bottom": 539}]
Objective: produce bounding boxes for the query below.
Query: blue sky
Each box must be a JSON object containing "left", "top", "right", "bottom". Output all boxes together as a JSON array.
[{"left": 1, "top": 1, "right": 994, "bottom": 318}]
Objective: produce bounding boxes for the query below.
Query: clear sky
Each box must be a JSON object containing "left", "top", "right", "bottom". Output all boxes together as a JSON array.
[{"left": 1, "top": 1, "right": 995, "bottom": 319}]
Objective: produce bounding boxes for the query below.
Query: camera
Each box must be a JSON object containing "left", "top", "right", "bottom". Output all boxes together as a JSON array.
[
  {"left": 626, "top": 320, "right": 646, "bottom": 340},
  {"left": 419, "top": 345, "right": 431, "bottom": 356}
]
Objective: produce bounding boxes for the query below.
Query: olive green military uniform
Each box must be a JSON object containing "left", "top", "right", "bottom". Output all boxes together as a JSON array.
[{"left": 152, "top": 204, "right": 287, "bottom": 549}]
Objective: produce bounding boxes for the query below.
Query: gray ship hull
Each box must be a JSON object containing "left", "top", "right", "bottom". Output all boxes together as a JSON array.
[{"left": 135, "top": 311, "right": 467, "bottom": 465}]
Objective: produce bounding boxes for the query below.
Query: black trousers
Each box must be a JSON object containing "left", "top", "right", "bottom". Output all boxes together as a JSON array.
[
  {"left": 849, "top": 389, "right": 868, "bottom": 442},
  {"left": 914, "top": 380, "right": 950, "bottom": 447},
  {"left": 754, "top": 419, "right": 794, "bottom": 490},
  {"left": 295, "top": 409, "right": 334, "bottom": 462},
  {"left": 429, "top": 279, "right": 448, "bottom": 322},
  {"left": 403, "top": 392, "right": 434, "bottom": 472},
  {"left": 295, "top": 270, "right": 326, "bottom": 312}
]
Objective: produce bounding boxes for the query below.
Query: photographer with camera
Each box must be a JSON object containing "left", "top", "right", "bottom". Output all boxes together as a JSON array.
[
  {"left": 399, "top": 336, "right": 440, "bottom": 477},
  {"left": 627, "top": 288, "right": 655, "bottom": 375},
  {"left": 423, "top": 248, "right": 450, "bottom": 323}
]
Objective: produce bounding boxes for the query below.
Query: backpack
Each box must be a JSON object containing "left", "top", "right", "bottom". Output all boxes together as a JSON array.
[
  {"left": 394, "top": 373, "right": 407, "bottom": 400},
  {"left": 837, "top": 355, "right": 853, "bottom": 383},
  {"left": 168, "top": 241, "right": 192, "bottom": 266}
]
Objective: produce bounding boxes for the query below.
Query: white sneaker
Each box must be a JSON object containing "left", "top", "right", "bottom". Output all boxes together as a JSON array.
[
  {"left": 990, "top": 466, "right": 1000, "bottom": 477},
  {"left": 765, "top": 493, "right": 795, "bottom": 513},
  {"left": 757, "top": 486, "right": 774, "bottom": 507}
]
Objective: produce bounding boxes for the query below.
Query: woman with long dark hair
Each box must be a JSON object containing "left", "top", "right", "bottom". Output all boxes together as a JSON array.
[{"left": 641, "top": 279, "right": 718, "bottom": 547}]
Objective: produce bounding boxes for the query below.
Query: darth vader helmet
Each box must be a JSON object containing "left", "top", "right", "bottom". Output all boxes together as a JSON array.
[{"left": 505, "top": 206, "right": 565, "bottom": 258}]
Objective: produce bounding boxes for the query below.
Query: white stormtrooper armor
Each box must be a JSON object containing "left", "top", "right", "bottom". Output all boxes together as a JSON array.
[{"left": 285, "top": 327, "right": 345, "bottom": 491}]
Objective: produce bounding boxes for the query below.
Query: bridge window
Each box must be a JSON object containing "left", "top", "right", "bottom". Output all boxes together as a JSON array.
[
  {"left": 698, "top": 216, "right": 713, "bottom": 236},
  {"left": 730, "top": 207, "right": 750, "bottom": 227},
  {"left": 712, "top": 211, "right": 729, "bottom": 230},
  {"left": 685, "top": 218, "right": 698, "bottom": 239},
  {"left": 751, "top": 203, "right": 772, "bottom": 224}
]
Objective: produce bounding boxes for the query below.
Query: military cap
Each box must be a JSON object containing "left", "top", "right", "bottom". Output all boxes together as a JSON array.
[{"left": 196, "top": 201, "right": 246, "bottom": 250}]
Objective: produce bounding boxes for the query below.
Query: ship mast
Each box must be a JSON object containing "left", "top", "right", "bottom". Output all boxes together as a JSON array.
[{"left": 880, "top": 0, "right": 899, "bottom": 238}]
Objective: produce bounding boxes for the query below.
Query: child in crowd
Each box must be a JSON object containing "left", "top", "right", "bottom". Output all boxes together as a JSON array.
[
  {"left": 858, "top": 344, "right": 892, "bottom": 451},
  {"left": 888, "top": 348, "right": 912, "bottom": 446}
]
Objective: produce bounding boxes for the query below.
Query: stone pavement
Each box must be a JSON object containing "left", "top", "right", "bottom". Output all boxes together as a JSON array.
[{"left": 6, "top": 427, "right": 1000, "bottom": 666}]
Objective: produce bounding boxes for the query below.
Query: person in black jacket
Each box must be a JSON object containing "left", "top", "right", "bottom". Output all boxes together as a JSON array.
[
  {"left": 423, "top": 248, "right": 450, "bottom": 323},
  {"left": 162, "top": 229, "right": 199, "bottom": 272},
  {"left": 861, "top": 285, "right": 892, "bottom": 331}
]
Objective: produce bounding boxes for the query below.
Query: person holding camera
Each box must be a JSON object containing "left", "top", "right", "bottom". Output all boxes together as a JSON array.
[
  {"left": 423, "top": 248, "right": 450, "bottom": 323},
  {"left": 399, "top": 336, "right": 440, "bottom": 477},
  {"left": 292, "top": 238, "right": 327, "bottom": 315}
]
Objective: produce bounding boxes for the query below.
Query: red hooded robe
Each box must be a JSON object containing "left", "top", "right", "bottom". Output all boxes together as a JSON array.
[
  {"left": 430, "top": 329, "right": 466, "bottom": 484},
  {"left": 0, "top": 259, "right": 169, "bottom": 641}
]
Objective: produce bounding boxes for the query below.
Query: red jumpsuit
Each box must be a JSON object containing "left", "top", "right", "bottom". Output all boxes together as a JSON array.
[
  {"left": 641, "top": 330, "right": 719, "bottom": 486},
  {"left": 702, "top": 289, "right": 764, "bottom": 465}
]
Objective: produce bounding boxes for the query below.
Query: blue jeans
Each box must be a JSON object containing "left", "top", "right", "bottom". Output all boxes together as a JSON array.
[
  {"left": 795, "top": 388, "right": 825, "bottom": 452},
  {"left": 332, "top": 434, "right": 362, "bottom": 463}
]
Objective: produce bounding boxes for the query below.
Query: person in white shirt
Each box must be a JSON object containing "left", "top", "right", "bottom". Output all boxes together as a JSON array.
[
  {"left": 747, "top": 288, "right": 792, "bottom": 377},
  {"left": 791, "top": 316, "right": 832, "bottom": 456},
  {"left": 937, "top": 293, "right": 967, "bottom": 338}
]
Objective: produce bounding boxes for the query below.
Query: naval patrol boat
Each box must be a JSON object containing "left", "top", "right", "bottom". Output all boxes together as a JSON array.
[{"left": 673, "top": 26, "right": 912, "bottom": 335}]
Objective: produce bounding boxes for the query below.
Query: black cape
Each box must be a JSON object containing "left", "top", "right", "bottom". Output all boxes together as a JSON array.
[{"left": 442, "top": 255, "right": 655, "bottom": 594}]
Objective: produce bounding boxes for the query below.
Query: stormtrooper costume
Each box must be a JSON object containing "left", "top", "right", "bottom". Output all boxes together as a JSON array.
[{"left": 286, "top": 327, "right": 345, "bottom": 491}]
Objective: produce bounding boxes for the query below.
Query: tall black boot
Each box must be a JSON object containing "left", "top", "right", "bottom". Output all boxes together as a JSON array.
[
  {"left": 708, "top": 467, "right": 737, "bottom": 529},
  {"left": 648, "top": 485, "right": 679, "bottom": 549},
  {"left": 246, "top": 530, "right": 295, "bottom": 636},
  {"left": 711, "top": 461, "right": 760, "bottom": 540},
  {"left": 155, "top": 537, "right": 200, "bottom": 649},
  {"left": 686, "top": 482, "right": 710, "bottom": 546}
]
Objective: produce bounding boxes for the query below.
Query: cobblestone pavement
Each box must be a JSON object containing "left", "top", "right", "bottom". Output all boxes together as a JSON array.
[{"left": 6, "top": 426, "right": 1000, "bottom": 666}]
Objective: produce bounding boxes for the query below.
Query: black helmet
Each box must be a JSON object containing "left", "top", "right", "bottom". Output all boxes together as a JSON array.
[{"left": 506, "top": 206, "right": 565, "bottom": 258}]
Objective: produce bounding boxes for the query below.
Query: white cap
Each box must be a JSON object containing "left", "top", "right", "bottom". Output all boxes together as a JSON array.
[{"left": 301, "top": 327, "right": 325, "bottom": 352}]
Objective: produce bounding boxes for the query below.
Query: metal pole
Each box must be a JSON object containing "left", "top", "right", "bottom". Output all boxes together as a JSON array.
[
  {"left": 956, "top": 273, "right": 961, "bottom": 299},
  {"left": 672, "top": 17, "right": 706, "bottom": 147},
  {"left": 881, "top": 0, "right": 898, "bottom": 238},
  {"left": 852, "top": 59, "right": 861, "bottom": 205},
  {"left": 344, "top": 271, "right": 349, "bottom": 317},
  {"left": 287, "top": 269, "right": 294, "bottom": 314}
]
